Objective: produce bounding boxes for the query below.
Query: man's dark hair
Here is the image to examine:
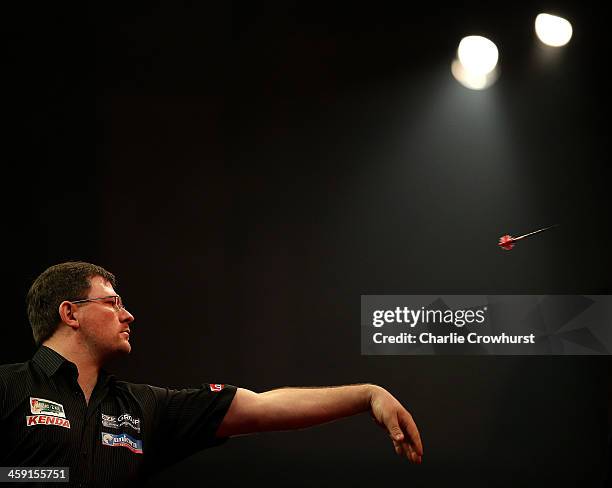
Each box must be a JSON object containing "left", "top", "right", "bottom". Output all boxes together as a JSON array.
[{"left": 27, "top": 261, "right": 117, "bottom": 346}]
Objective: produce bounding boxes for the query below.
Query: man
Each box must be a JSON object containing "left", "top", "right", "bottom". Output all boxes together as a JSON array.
[{"left": 1, "top": 262, "right": 423, "bottom": 487}]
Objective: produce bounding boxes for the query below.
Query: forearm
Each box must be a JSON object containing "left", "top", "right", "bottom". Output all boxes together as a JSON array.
[
  {"left": 217, "top": 383, "right": 381, "bottom": 436},
  {"left": 256, "top": 383, "right": 379, "bottom": 431}
]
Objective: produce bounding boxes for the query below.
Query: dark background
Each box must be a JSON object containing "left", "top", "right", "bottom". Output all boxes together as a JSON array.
[{"left": 3, "top": 1, "right": 611, "bottom": 487}]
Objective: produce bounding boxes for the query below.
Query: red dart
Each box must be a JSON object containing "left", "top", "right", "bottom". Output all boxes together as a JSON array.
[{"left": 498, "top": 224, "right": 558, "bottom": 251}]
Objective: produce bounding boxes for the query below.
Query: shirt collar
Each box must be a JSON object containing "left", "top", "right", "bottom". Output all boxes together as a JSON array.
[
  {"left": 32, "top": 346, "right": 114, "bottom": 388},
  {"left": 32, "top": 345, "right": 75, "bottom": 378}
]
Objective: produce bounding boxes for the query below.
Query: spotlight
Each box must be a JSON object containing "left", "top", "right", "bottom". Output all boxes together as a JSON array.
[
  {"left": 535, "top": 13, "right": 573, "bottom": 47},
  {"left": 457, "top": 36, "right": 499, "bottom": 76},
  {"left": 451, "top": 36, "right": 499, "bottom": 90}
]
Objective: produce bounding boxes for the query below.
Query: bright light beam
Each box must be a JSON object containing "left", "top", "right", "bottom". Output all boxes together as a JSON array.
[
  {"left": 535, "top": 13, "right": 573, "bottom": 47},
  {"left": 452, "top": 36, "right": 499, "bottom": 90}
]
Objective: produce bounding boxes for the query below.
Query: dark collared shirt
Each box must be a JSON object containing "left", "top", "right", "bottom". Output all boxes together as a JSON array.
[{"left": 0, "top": 346, "right": 237, "bottom": 487}]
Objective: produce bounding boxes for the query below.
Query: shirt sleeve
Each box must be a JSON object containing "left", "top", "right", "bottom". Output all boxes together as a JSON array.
[{"left": 146, "top": 383, "right": 237, "bottom": 467}]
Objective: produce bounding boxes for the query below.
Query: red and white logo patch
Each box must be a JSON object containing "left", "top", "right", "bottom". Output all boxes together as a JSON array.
[
  {"left": 26, "top": 415, "right": 71, "bottom": 429},
  {"left": 209, "top": 384, "right": 224, "bottom": 392}
]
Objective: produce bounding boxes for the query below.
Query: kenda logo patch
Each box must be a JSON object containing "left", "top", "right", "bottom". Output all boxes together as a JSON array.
[
  {"left": 101, "top": 413, "right": 141, "bottom": 433},
  {"left": 30, "top": 397, "right": 66, "bottom": 418},
  {"left": 26, "top": 415, "right": 71, "bottom": 429},
  {"left": 101, "top": 432, "right": 143, "bottom": 454},
  {"left": 209, "top": 384, "right": 224, "bottom": 392}
]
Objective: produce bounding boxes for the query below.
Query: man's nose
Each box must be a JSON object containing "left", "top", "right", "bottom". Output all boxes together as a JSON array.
[{"left": 121, "top": 308, "right": 135, "bottom": 323}]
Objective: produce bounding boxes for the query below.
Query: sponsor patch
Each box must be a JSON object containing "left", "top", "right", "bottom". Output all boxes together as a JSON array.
[
  {"left": 26, "top": 415, "right": 71, "bottom": 429},
  {"left": 209, "top": 384, "right": 225, "bottom": 392},
  {"left": 101, "top": 413, "right": 141, "bottom": 433},
  {"left": 101, "top": 432, "right": 143, "bottom": 454},
  {"left": 101, "top": 413, "right": 119, "bottom": 429},
  {"left": 30, "top": 397, "right": 66, "bottom": 418}
]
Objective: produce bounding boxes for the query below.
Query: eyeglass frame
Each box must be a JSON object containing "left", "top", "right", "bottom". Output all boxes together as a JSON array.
[{"left": 69, "top": 295, "right": 126, "bottom": 312}]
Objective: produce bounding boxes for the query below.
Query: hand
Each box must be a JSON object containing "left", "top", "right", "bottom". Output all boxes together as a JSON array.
[{"left": 369, "top": 385, "right": 423, "bottom": 463}]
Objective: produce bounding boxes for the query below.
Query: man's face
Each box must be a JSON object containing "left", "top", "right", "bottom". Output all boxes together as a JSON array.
[{"left": 75, "top": 276, "right": 135, "bottom": 358}]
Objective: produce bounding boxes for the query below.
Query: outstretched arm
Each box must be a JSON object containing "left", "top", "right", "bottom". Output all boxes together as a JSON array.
[{"left": 216, "top": 384, "right": 423, "bottom": 463}]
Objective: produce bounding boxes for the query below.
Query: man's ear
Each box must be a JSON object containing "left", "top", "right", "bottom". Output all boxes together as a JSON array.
[{"left": 58, "top": 301, "right": 81, "bottom": 330}]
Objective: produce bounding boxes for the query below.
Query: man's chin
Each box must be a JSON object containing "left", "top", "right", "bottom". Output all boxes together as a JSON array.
[{"left": 106, "top": 341, "right": 131, "bottom": 359}]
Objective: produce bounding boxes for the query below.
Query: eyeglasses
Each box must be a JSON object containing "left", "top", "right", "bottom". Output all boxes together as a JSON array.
[{"left": 70, "top": 295, "right": 126, "bottom": 312}]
